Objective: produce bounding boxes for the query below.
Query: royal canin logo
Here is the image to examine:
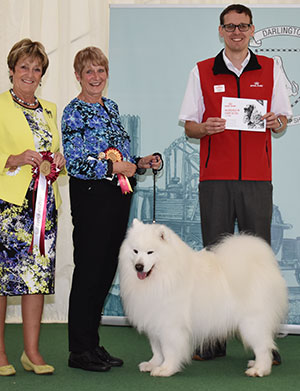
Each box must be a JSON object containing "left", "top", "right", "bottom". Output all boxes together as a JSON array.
[{"left": 250, "top": 81, "right": 264, "bottom": 87}]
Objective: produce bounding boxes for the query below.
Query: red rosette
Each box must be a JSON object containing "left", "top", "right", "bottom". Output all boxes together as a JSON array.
[{"left": 32, "top": 151, "right": 59, "bottom": 184}]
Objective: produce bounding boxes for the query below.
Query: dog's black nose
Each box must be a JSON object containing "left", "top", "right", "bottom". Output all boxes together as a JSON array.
[{"left": 135, "top": 263, "right": 144, "bottom": 272}]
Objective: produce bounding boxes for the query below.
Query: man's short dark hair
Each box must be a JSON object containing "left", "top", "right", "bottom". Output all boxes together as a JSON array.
[{"left": 219, "top": 4, "right": 253, "bottom": 25}]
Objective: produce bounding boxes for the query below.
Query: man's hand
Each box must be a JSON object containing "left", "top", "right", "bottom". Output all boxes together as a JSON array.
[{"left": 185, "top": 118, "right": 226, "bottom": 139}]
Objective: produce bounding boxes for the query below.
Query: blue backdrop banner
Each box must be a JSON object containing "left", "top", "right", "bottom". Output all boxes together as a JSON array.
[{"left": 103, "top": 5, "right": 300, "bottom": 332}]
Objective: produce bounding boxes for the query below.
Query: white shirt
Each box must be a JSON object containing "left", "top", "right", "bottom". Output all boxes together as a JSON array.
[{"left": 179, "top": 51, "right": 293, "bottom": 124}]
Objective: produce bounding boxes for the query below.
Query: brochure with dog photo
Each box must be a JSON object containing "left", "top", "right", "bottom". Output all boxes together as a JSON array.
[{"left": 221, "top": 97, "right": 267, "bottom": 132}]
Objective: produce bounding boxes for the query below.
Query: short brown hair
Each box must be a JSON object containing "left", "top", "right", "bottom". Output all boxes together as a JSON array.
[
  {"left": 220, "top": 4, "right": 253, "bottom": 25},
  {"left": 7, "top": 38, "right": 49, "bottom": 82},
  {"left": 74, "top": 46, "right": 109, "bottom": 77}
]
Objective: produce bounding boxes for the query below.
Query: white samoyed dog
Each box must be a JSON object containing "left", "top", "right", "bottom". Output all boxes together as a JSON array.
[{"left": 118, "top": 219, "right": 288, "bottom": 378}]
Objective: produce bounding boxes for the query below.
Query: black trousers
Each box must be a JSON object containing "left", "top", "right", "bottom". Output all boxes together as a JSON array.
[
  {"left": 68, "top": 177, "right": 133, "bottom": 352},
  {"left": 199, "top": 180, "right": 273, "bottom": 247},
  {"left": 197, "top": 180, "right": 273, "bottom": 357}
]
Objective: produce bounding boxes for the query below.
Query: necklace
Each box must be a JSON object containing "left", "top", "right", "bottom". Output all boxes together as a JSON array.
[{"left": 10, "top": 89, "right": 38, "bottom": 107}]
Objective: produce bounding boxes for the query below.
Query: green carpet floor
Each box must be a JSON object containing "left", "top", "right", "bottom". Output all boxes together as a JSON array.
[{"left": 1, "top": 324, "right": 299, "bottom": 391}]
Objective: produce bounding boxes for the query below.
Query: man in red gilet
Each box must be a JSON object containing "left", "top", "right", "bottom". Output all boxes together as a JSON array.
[{"left": 179, "top": 3, "right": 292, "bottom": 362}]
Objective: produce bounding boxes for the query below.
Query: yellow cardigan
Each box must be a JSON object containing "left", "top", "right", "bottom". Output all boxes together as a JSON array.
[{"left": 0, "top": 90, "right": 63, "bottom": 208}]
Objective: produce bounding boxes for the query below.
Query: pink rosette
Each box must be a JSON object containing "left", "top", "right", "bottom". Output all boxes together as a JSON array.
[
  {"left": 116, "top": 173, "right": 133, "bottom": 195},
  {"left": 29, "top": 151, "right": 60, "bottom": 256},
  {"left": 104, "top": 147, "right": 133, "bottom": 195}
]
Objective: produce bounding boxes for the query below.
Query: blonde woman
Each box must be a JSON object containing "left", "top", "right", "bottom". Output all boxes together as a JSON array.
[{"left": 0, "top": 39, "right": 65, "bottom": 376}]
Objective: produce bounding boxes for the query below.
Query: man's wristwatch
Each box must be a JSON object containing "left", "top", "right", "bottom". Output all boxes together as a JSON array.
[{"left": 273, "top": 117, "right": 284, "bottom": 131}]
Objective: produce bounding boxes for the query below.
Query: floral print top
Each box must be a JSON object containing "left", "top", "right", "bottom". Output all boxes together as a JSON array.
[
  {"left": 21, "top": 104, "right": 52, "bottom": 151},
  {"left": 61, "top": 97, "right": 135, "bottom": 180}
]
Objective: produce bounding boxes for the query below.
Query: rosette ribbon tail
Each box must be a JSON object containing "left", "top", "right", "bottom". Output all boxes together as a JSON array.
[
  {"left": 117, "top": 174, "right": 133, "bottom": 195},
  {"left": 29, "top": 151, "right": 59, "bottom": 256},
  {"left": 29, "top": 173, "right": 48, "bottom": 256}
]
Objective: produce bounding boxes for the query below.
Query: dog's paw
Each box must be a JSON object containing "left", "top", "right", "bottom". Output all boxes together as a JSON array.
[
  {"left": 150, "top": 365, "right": 177, "bottom": 377},
  {"left": 139, "top": 361, "right": 154, "bottom": 372},
  {"left": 247, "top": 360, "right": 255, "bottom": 368},
  {"left": 245, "top": 366, "right": 271, "bottom": 378}
]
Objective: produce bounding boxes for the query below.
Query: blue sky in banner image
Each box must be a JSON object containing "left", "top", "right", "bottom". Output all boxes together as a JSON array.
[{"left": 109, "top": 7, "right": 222, "bottom": 150}]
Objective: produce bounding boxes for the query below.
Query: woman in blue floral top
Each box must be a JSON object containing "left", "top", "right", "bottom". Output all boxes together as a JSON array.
[{"left": 61, "top": 47, "right": 161, "bottom": 373}]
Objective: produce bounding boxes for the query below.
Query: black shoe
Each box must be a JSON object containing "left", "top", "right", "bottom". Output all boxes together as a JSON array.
[
  {"left": 68, "top": 350, "right": 111, "bottom": 372},
  {"left": 193, "top": 347, "right": 215, "bottom": 361},
  {"left": 193, "top": 341, "right": 226, "bottom": 361},
  {"left": 272, "top": 349, "right": 281, "bottom": 365},
  {"left": 95, "top": 346, "right": 124, "bottom": 367},
  {"left": 214, "top": 341, "right": 227, "bottom": 358}
]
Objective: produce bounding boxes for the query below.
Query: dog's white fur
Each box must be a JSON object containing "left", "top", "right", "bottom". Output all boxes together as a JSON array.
[{"left": 118, "top": 219, "right": 288, "bottom": 378}]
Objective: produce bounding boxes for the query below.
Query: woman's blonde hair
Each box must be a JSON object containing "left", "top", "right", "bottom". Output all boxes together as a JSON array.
[
  {"left": 7, "top": 38, "right": 49, "bottom": 82},
  {"left": 74, "top": 46, "right": 109, "bottom": 77}
]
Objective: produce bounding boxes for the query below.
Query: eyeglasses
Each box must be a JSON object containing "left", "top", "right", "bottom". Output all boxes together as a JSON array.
[{"left": 222, "top": 23, "right": 252, "bottom": 32}]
